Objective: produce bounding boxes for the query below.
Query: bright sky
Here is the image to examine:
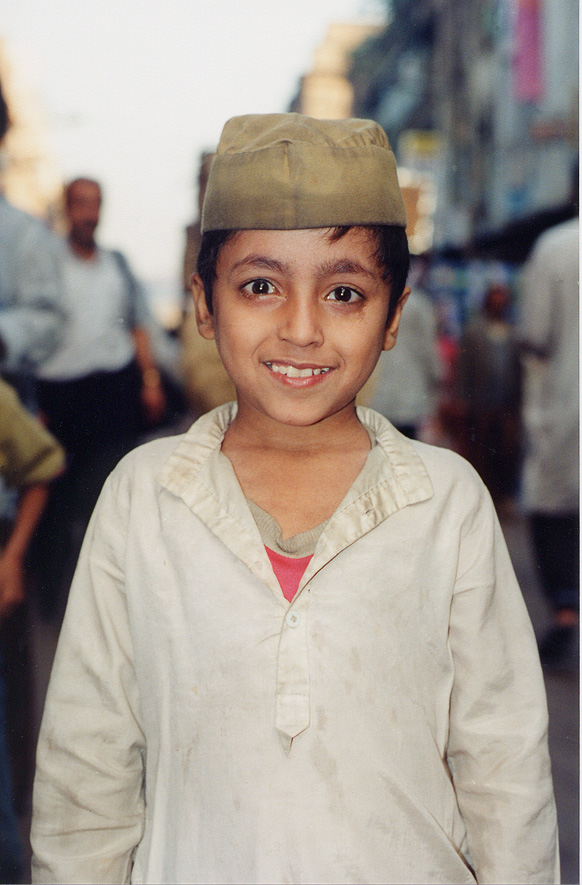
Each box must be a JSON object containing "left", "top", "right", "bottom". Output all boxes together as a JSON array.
[{"left": 3, "top": 0, "right": 385, "bottom": 312}]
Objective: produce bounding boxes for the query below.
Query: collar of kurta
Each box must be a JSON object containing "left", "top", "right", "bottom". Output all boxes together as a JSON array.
[
  {"left": 156, "top": 402, "right": 433, "bottom": 748},
  {"left": 157, "top": 403, "right": 433, "bottom": 588}
]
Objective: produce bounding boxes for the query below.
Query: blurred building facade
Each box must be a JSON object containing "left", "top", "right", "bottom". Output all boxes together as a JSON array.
[
  {"left": 289, "top": 20, "right": 435, "bottom": 255},
  {"left": 289, "top": 22, "right": 383, "bottom": 119},
  {"left": 0, "top": 38, "right": 62, "bottom": 225},
  {"left": 348, "top": 0, "right": 578, "bottom": 255}
]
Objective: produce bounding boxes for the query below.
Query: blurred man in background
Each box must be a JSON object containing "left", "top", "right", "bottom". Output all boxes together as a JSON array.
[
  {"left": 179, "top": 151, "right": 236, "bottom": 416},
  {"left": 31, "top": 177, "right": 166, "bottom": 620},
  {"left": 457, "top": 282, "right": 522, "bottom": 513},
  {"left": 368, "top": 254, "right": 442, "bottom": 439}
]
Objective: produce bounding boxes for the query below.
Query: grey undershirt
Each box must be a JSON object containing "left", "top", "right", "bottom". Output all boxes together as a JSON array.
[
  {"left": 245, "top": 428, "right": 377, "bottom": 558},
  {"left": 246, "top": 499, "right": 326, "bottom": 557}
]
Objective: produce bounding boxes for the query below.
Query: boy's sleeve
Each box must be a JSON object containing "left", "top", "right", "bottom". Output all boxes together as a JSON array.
[
  {"left": 446, "top": 486, "right": 559, "bottom": 885},
  {"left": 31, "top": 469, "right": 146, "bottom": 884}
]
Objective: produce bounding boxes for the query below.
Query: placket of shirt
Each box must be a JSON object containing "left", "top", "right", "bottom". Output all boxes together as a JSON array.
[
  {"left": 274, "top": 585, "right": 312, "bottom": 749},
  {"left": 274, "top": 481, "right": 395, "bottom": 751},
  {"left": 177, "top": 450, "right": 313, "bottom": 748},
  {"left": 271, "top": 489, "right": 391, "bottom": 752},
  {"left": 178, "top": 482, "right": 309, "bottom": 748}
]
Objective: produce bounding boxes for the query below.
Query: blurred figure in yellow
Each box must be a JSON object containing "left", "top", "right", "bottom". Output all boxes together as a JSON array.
[
  {"left": 179, "top": 152, "right": 236, "bottom": 416},
  {"left": 457, "top": 282, "right": 522, "bottom": 512},
  {"left": 181, "top": 151, "right": 215, "bottom": 302},
  {"left": 0, "top": 378, "right": 64, "bottom": 883}
]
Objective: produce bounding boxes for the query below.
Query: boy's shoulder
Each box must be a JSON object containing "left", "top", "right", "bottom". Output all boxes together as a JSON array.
[
  {"left": 362, "top": 406, "right": 482, "bottom": 480},
  {"left": 412, "top": 436, "right": 486, "bottom": 495},
  {"left": 120, "top": 432, "right": 187, "bottom": 472},
  {"left": 410, "top": 435, "right": 480, "bottom": 479},
  {"left": 361, "top": 406, "right": 490, "bottom": 511},
  {"left": 112, "top": 403, "right": 236, "bottom": 487}
]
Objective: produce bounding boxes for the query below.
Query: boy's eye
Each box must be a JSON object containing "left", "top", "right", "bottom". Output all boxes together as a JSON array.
[
  {"left": 326, "top": 285, "right": 362, "bottom": 303},
  {"left": 242, "top": 279, "right": 275, "bottom": 296}
]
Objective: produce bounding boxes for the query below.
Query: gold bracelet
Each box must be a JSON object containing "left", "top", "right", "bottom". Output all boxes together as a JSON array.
[{"left": 142, "top": 367, "right": 162, "bottom": 388}]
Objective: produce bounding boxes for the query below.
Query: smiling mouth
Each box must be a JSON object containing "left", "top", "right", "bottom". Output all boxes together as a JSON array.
[{"left": 265, "top": 362, "right": 331, "bottom": 378}]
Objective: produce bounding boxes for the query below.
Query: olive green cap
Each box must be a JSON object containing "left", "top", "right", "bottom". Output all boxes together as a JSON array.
[{"left": 201, "top": 113, "right": 406, "bottom": 233}]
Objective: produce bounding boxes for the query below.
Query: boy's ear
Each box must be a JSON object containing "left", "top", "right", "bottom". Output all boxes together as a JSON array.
[
  {"left": 382, "top": 287, "right": 410, "bottom": 351},
  {"left": 191, "top": 274, "right": 216, "bottom": 340}
]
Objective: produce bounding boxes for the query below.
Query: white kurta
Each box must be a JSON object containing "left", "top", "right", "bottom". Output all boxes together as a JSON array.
[{"left": 31, "top": 405, "right": 558, "bottom": 885}]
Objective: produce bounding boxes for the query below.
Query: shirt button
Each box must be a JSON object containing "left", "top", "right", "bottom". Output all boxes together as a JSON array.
[{"left": 286, "top": 611, "right": 300, "bottom": 627}]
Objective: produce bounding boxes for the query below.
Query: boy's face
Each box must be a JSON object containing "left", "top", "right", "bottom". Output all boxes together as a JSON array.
[{"left": 192, "top": 228, "right": 408, "bottom": 430}]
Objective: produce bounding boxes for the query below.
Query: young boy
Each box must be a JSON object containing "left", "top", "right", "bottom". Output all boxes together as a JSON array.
[{"left": 31, "top": 114, "right": 558, "bottom": 885}]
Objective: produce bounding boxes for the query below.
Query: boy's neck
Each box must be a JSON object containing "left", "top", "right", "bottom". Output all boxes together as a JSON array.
[
  {"left": 225, "top": 401, "right": 368, "bottom": 455},
  {"left": 222, "top": 401, "right": 372, "bottom": 538}
]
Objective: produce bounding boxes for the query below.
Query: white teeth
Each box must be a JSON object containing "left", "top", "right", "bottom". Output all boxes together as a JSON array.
[{"left": 266, "top": 362, "right": 330, "bottom": 378}]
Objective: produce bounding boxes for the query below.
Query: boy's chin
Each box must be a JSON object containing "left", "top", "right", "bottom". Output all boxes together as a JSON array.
[{"left": 257, "top": 401, "right": 359, "bottom": 430}]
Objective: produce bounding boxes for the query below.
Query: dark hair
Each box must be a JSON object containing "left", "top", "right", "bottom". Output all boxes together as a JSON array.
[
  {"left": 197, "top": 225, "right": 409, "bottom": 322},
  {"left": 0, "top": 82, "right": 10, "bottom": 142},
  {"left": 64, "top": 177, "right": 102, "bottom": 207}
]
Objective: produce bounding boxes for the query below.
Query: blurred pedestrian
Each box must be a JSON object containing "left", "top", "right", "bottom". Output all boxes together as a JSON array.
[
  {"left": 0, "top": 81, "right": 63, "bottom": 402},
  {"left": 179, "top": 151, "right": 236, "bottom": 416},
  {"left": 0, "top": 378, "right": 64, "bottom": 883},
  {"left": 181, "top": 150, "right": 215, "bottom": 307},
  {"left": 368, "top": 254, "right": 442, "bottom": 438},
  {"left": 457, "top": 282, "right": 522, "bottom": 512},
  {"left": 31, "top": 177, "right": 166, "bottom": 620},
  {"left": 519, "top": 215, "right": 579, "bottom": 667}
]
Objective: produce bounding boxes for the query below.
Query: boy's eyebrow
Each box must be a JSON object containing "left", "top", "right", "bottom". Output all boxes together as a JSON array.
[
  {"left": 315, "top": 259, "right": 377, "bottom": 279},
  {"left": 229, "top": 256, "right": 377, "bottom": 279},
  {"left": 229, "top": 255, "right": 291, "bottom": 276}
]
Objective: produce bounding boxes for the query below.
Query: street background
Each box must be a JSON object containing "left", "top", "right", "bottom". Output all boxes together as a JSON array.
[{"left": 0, "top": 0, "right": 578, "bottom": 882}]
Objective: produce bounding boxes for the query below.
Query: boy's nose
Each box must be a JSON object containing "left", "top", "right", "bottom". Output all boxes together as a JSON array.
[{"left": 278, "top": 295, "right": 324, "bottom": 347}]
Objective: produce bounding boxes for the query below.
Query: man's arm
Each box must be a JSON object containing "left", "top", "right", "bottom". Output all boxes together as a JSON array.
[
  {"left": 0, "top": 382, "right": 64, "bottom": 616},
  {"left": 446, "top": 482, "right": 559, "bottom": 884},
  {"left": 132, "top": 325, "right": 166, "bottom": 424},
  {"left": 0, "top": 223, "right": 65, "bottom": 372},
  {"left": 0, "top": 484, "right": 48, "bottom": 619},
  {"left": 112, "top": 250, "right": 167, "bottom": 424}
]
